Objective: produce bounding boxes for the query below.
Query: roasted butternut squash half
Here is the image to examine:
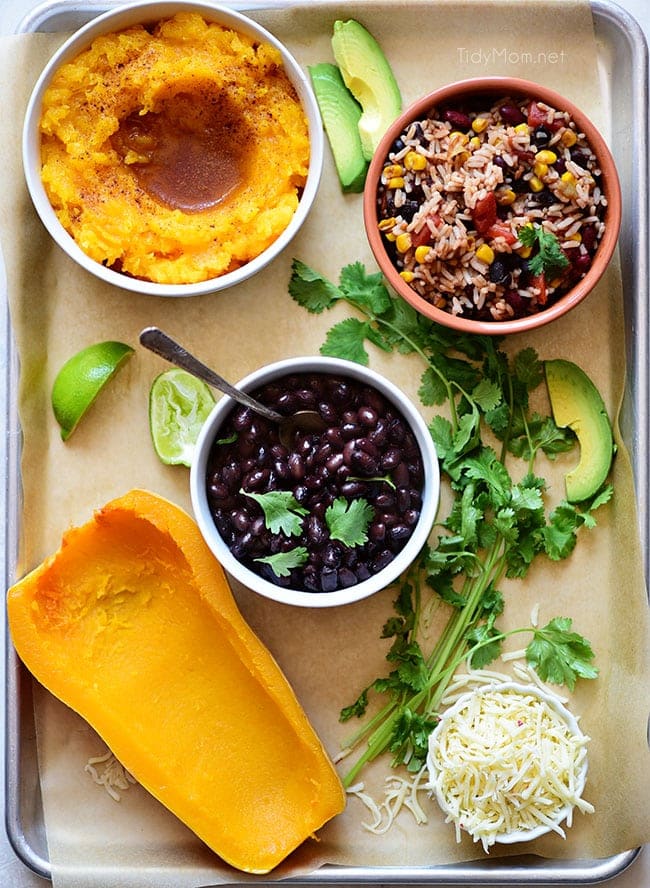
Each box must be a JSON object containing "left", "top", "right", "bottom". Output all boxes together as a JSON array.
[{"left": 7, "top": 489, "right": 345, "bottom": 873}]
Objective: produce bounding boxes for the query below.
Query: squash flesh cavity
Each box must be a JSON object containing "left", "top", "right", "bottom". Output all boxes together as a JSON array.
[{"left": 7, "top": 489, "right": 345, "bottom": 873}]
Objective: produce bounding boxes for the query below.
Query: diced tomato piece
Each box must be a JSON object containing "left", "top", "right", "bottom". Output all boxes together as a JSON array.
[
  {"left": 527, "top": 101, "right": 548, "bottom": 128},
  {"left": 412, "top": 226, "right": 433, "bottom": 248},
  {"left": 486, "top": 222, "right": 517, "bottom": 245},
  {"left": 472, "top": 192, "right": 497, "bottom": 235},
  {"left": 529, "top": 272, "right": 547, "bottom": 305}
]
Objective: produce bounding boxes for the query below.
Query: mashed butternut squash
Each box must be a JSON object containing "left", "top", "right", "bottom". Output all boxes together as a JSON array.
[{"left": 38, "top": 12, "right": 310, "bottom": 285}]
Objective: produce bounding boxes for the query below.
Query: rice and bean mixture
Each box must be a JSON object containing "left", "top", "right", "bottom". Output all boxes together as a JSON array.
[{"left": 376, "top": 96, "right": 607, "bottom": 321}]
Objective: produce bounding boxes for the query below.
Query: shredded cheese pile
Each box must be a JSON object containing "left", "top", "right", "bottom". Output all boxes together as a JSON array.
[
  {"left": 427, "top": 685, "right": 593, "bottom": 852},
  {"left": 84, "top": 750, "right": 137, "bottom": 802}
]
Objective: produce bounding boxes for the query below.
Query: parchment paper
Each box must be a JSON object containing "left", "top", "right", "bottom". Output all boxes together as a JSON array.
[{"left": 2, "top": 2, "right": 650, "bottom": 886}]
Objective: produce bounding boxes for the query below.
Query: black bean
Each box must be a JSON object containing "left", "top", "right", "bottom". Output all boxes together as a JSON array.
[
  {"left": 325, "top": 426, "right": 344, "bottom": 447},
  {"left": 393, "top": 462, "right": 410, "bottom": 488},
  {"left": 320, "top": 568, "right": 339, "bottom": 592},
  {"left": 489, "top": 258, "right": 510, "bottom": 285},
  {"left": 389, "top": 524, "right": 411, "bottom": 546},
  {"left": 288, "top": 453, "right": 304, "bottom": 479},
  {"left": 371, "top": 550, "right": 395, "bottom": 573},
  {"left": 323, "top": 542, "right": 343, "bottom": 568},
  {"left": 532, "top": 126, "right": 551, "bottom": 146},
  {"left": 338, "top": 568, "right": 358, "bottom": 588},
  {"left": 242, "top": 468, "right": 269, "bottom": 490},
  {"left": 358, "top": 405, "right": 378, "bottom": 427},
  {"left": 399, "top": 200, "right": 421, "bottom": 223},
  {"left": 381, "top": 447, "right": 402, "bottom": 471},
  {"left": 529, "top": 188, "right": 556, "bottom": 207}
]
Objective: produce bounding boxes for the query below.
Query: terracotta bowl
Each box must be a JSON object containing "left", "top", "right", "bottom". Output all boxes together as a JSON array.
[
  {"left": 364, "top": 77, "right": 621, "bottom": 336},
  {"left": 22, "top": 0, "right": 323, "bottom": 297}
]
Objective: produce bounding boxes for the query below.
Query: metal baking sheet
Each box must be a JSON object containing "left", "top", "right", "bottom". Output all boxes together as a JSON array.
[{"left": 3, "top": 0, "right": 648, "bottom": 882}]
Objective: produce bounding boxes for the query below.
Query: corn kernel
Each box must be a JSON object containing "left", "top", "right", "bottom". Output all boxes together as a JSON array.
[
  {"left": 404, "top": 151, "right": 427, "bottom": 171},
  {"left": 387, "top": 177, "right": 405, "bottom": 190},
  {"left": 469, "top": 136, "right": 481, "bottom": 150},
  {"left": 400, "top": 270, "right": 415, "bottom": 283},
  {"left": 472, "top": 117, "right": 489, "bottom": 133},
  {"left": 533, "top": 161, "right": 549, "bottom": 179},
  {"left": 395, "top": 233, "right": 412, "bottom": 253},
  {"left": 449, "top": 131, "right": 469, "bottom": 145},
  {"left": 383, "top": 164, "right": 403, "bottom": 179},
  {"left": 561, "top": 171, "right": 577, "bottom": 185},
  {"left": 414, "top": 245, "right": 431, "bottom": 264},
  {"left": 529, "top": 175, "right": 544, "bottom": 193},
  {"left": 536, "top": 149, "right": 558, "bottom": 164},
  {"left": 514, "top": 123, "right": 530, "bottom": 135},
  {"left": 385, "top": 232, "right": 397, "bottom": 242},
  {"left": 517, "top": 245, "right": 533, "bottom": 258},
  {"left": 475, "top": 244, "right": 495, "bottom": 264},
  {"left": 378, "top": 218, "right": 397, "bottom": 231},
  {"left": 560, "top": 129, "right": 578, "bottom": 147},
  {"left": 452, "top": 150, "right": 470, "bottom": 165},
  {"left": 496, "top": 188, "right": 516, "bottom": 206},
  {"left": 567, "top": 232, "right": 582, "bottom": 243}
]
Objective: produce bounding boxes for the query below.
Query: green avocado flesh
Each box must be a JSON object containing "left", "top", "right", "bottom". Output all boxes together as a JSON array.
[
  {"left": 331, "top": 19, "right": 402, "bottom": 161},
  {"left": 544, "top": 359, "right": 614, "bottom": 503},
  {"left": 309, "top": 63, "right": 368, "bottom": 193}
]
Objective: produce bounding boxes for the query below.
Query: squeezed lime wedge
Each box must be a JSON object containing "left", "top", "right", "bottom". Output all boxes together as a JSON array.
[
  {"left": 149, "top": 368, "right": 215, "bottom": 466},
  {"left": 51, "top": 340, "right": 134, "bottom": 441}
]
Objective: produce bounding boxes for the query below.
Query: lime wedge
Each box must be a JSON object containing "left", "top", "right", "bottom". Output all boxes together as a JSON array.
[
  {"left": 51, "top": 341, "right": 134, "bottom": 441},
  {"left": 149, "top": 368, "right": 216, "bottom": 467}
]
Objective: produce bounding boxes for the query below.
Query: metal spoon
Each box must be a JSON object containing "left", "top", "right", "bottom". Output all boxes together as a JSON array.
[{"left": 139, "top": 326, "right": 326, "bottom": 446}]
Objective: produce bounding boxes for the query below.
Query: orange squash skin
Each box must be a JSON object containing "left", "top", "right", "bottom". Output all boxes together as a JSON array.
[{"left": 7, "top": 489, "right": 345, "bottom": 873}]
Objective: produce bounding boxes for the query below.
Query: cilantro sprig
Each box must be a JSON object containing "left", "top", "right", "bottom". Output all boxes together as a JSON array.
[
  {"left": 289, "top": 259, "right": 609, "bottom": 787},
  {"left": 241, "top": 490, "right": 307, "bottom": 537},
  {"left": 518, "top": 223, "right": 570, "bottom": 277}
]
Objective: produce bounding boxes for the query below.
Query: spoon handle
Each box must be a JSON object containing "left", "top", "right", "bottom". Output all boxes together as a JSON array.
[{"left": 139, "top": 327, "right": 283, "bottom": 423}]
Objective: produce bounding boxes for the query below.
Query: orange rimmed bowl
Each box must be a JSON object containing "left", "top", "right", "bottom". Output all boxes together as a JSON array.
[{"left": 364, "top": 77, "right": 621, "bottom": 336}]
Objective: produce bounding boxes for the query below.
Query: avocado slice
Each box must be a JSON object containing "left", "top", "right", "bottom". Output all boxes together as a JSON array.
[
  {"left": 309, "top": 63, "right": 368, "bottom": 193},
  {"left": 331, "top": 19, "right": 402, "bottom": 161},
  {"left": 544, "top": 359, "right": 614, "bottom": 503}
]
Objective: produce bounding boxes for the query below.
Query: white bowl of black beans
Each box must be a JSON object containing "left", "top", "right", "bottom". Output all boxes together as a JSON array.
[{"left": 190, "top": 356, "right": 440, "bottom": 607}]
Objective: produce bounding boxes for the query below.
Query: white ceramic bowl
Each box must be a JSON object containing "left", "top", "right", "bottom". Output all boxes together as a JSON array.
[
  {"left": 22, "top": 0, "right": 323, "bottom": 297},
  {"left": 427, "top": 682, "right": 590, "bottom": 846},
  {"left": 190, "top": 356, "right": 440, "bottom": 608}
]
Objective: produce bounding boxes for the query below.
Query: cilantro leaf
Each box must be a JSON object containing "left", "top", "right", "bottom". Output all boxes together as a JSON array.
[
  {"left": 388, "top": 707, "right": 438, "bottom": 772},
  {"left": 254, "top": 547, "right": 309, "bottom": 578},
  {"left": 471, "top": 378, "right": 503, "bottom": 412},
  {"left": 320, "top": 318, "right": 373, "bottom": 365},
  {"left": 513, "top": 347, "right": 545, "bottom": 390},
  {"left": 518, "top": 224, "right": 570, "bottom": 277},
  {"left": 325, "top": 497, "right": 374, "bottom": 546},
  {"left": 339, "top": 262, "right": 393, "bottom": 315},
  {"left": 525, "top": 616, "right": 598, "bottom": 690},
  {"left": 288, "top": 259, "right": 341, "bottom": 312},
  {"left": 241, "top": 489, "right": 307, "bottom": 536},
  {"left": 340, "top": 688, "right": 369, "bottom": 722}
]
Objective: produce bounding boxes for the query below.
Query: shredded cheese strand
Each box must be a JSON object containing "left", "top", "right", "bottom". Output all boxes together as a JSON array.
[{"left": 85, "top": 750, "right": 137, "bottom": 801}]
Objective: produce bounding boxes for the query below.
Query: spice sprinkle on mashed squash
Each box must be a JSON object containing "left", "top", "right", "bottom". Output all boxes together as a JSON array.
[{"left": 38, "top": 12, "right": 311, "bottom": 285}]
